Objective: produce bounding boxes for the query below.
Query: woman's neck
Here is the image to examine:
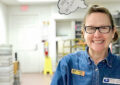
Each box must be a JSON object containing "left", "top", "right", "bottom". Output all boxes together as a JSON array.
[{"left": 88, "top": 48, "right": 108, "bottom": 65}]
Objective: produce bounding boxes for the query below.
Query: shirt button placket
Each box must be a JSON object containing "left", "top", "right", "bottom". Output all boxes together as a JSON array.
[
  {"left": 92, "top": 66, "right": 99, "bottom": 85},
  {"left": 95, "top": 67, "right": 99, "bottom": 85}
]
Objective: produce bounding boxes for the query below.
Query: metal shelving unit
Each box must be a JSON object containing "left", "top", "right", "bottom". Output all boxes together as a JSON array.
[
  {"left": 112, "top": 13, "right": 120, "bottom": 56},
  {"left": 56, "top": 39, "right": 86, "bottom": 63},
  {"left": 75, "top": 21, "right": 82, "bottom": 39},
  {"left": 56, "top": 40, "right": 75, "bottom": 63},
  {"left": 0, "top": 45, "right": 13, "bottom": 85}
]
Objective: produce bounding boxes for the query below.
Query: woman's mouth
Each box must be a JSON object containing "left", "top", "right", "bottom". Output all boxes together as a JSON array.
[{"left": 93, "top": 40, "right": 104, "bottom": 44}]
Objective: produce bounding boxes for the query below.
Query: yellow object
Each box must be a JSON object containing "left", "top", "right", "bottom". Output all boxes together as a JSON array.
[
  {"left": 13, "top": 61, "right": 19, "bottom": 75},
  {"left": 45, "top": 42, "right": 48, "bottom": 46},
  {"left": 78, "top": 40, "right": 86, "bottom": 50},
  {"left": 44, "top": 57, "right": 53, "bottom": 75},
  {"left": 71, "top": 69, "right": 85, "bottom": 76}
]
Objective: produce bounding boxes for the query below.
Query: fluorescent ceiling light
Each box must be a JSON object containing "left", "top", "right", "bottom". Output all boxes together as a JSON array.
[{"left": 18, "top": 0, "right": 58, "bottom": 2}]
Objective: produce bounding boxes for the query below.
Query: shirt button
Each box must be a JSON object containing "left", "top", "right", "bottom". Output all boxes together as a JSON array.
[
  {"left": 95, "top": 68, "right": 98, "bottom": 71},
  {"left": 102, "top": 60, "right": 105, "bottom": 62}
]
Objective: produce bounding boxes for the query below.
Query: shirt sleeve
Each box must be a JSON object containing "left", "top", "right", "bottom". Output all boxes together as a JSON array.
[{"left": 51, "top": 58, "right": 68, "bottom": 85}]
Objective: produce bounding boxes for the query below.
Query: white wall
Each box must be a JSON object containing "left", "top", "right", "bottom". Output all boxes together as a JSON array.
[
  {"left": 0, "top": 2, "right": 7, "bottom": 44},
  {"left": 7, "top": 2, "right": 120, "bottom": 73},
  {"left": 8, "top": 5, "right": 54, "bottom": 73},
  {"left": 56, "top": 21, "right": 72, "bottom": 36}
]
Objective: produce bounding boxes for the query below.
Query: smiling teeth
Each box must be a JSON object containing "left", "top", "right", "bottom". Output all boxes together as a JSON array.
[{"left": 94, "top": 41, "right": 103, "bottom": 44}]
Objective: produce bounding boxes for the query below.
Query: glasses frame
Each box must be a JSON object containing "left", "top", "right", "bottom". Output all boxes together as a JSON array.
[{"left": 84, "top": 26, "right": 113, "bottom": 34}]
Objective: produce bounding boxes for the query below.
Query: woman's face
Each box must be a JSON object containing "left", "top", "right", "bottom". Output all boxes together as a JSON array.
[{"left": 84, "top": 12, "right": 115, "bottom": 52}]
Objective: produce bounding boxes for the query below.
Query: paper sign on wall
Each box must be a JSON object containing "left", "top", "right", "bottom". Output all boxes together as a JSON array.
[{"left": 57, "top": 0, "right": 87, "bottom": 15}]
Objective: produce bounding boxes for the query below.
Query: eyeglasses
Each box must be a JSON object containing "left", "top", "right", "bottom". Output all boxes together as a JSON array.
[{"left": 84, "top": 26, "right": 112, "bottom": 34}]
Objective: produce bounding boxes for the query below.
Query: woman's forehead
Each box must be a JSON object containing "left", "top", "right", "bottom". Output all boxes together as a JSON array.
[{"left": 85, "top": 12, "right": 111, "bottom": 26}]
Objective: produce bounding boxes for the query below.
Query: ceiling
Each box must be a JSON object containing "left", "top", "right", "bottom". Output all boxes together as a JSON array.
[
  {"left": 0, "top": 0, "right": 120, "bottom": 5},
  {"left": 0, "top": 0, "right": 58, "bottom": 5}
]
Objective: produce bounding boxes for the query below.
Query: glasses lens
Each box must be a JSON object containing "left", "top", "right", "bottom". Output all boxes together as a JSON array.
[
  {"left": 99, "top": 26, "right": 111, "bottom": 33},
  {"left": 85, "top": 26, "right": 96, "bottom": 34}
]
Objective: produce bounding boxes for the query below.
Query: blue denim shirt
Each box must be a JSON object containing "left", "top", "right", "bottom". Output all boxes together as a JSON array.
[{"left": 51, "top": 47, "right": 120, "bottom": 85}]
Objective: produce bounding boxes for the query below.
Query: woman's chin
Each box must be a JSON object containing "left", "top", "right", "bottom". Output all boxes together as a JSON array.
[{"left": 92, "top": 47, "right": 105, "bottom": 52}]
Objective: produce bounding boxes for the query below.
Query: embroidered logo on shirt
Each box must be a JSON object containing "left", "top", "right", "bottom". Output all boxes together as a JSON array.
[
  {"left": 103, "top": 77, "right": 120, "bottom": 84},
  {"left": 71, "top": 69, "right": 85, "bottom": 76}
]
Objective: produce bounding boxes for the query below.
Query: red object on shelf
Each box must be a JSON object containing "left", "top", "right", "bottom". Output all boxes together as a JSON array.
[{"left": 75, "top": 25, "right": 77, "bottom": 30}]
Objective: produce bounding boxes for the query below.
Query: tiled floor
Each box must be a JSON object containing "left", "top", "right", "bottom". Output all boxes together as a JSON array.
[{"left": 20, "top": 73, "right": 53, "bottom": 85}]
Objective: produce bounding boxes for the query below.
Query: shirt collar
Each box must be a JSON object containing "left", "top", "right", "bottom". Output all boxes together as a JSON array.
[
  {"left": 85, "top": 47, "right": 92, "bottom": 65},
  {"left": 104, "top": 48, "right": 113, "bottom": 68},
  {"left": 85, "top": 46, "right": 113, "bottom": 68}
]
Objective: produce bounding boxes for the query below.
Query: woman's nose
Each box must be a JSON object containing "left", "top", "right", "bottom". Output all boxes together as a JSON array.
[{"left": 94, "top": 29, "right": 101, "bottom": 37}]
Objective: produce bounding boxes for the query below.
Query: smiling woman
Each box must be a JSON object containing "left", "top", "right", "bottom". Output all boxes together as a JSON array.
[
  {"left": 51, "top": 4, "right": 120, "bottom": 85},
  {"left": 82, "top": 5, "right": 118, "bottom": 61},
  {"left": 83, "top": 12, "right": 115, "bottom": 55}
]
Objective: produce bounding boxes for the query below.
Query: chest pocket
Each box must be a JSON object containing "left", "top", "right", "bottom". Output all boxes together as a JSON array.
[{"left": 71, "top": 69, "right": 92, "bottom": 85}]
